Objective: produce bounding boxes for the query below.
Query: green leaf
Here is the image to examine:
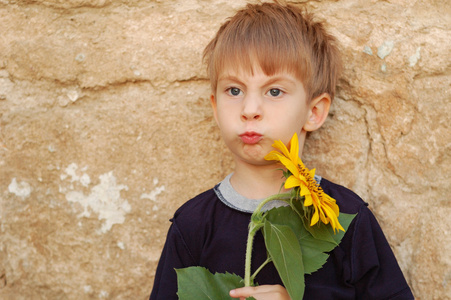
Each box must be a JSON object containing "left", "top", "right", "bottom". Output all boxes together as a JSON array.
[
  {"left": 299, "top": 212, "right": 356, "bottom": 273},
  {"left": 265, "top": 206, "right": 357, "bottom": 274},
  {"left": 176, "top": 267, "right": 244, "bottom": 300},
  {"left": 263, "top": 220, "right": 305, "bottom": 300},
  {"left": 328, "top": 212, "right": 357, "bottom": 244},
  {"left": 265, "top": 206, "right": 334, "bottom": 274}
]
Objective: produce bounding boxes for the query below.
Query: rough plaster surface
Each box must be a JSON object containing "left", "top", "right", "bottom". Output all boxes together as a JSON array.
[{"left": 0, "top": 0, "right": 450, "bottom": 299}]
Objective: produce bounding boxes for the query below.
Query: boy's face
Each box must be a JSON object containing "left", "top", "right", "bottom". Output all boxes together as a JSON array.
[{"left": 211, "top": 66, "right": 315, "bottom": 168}]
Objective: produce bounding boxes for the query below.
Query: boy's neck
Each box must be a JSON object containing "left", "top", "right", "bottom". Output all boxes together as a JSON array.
[{"left": 230, "top": 163, "right": 288, "bottom": 199}]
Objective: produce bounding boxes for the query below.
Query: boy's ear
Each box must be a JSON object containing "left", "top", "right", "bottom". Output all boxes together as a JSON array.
[
  {"left": 210, "top": 94, "right": 219, "bottom": 126},
  {"left": 303, "top": 93, "right": 331, "bottom": 132}
]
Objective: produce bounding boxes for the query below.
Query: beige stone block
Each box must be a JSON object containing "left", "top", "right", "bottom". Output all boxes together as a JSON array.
[{"left": 0, "top": 0, "right": 449, "bottom": 299}]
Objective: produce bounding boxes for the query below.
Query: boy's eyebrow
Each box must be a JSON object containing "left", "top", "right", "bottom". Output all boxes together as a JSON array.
[
  {"left": 217, "top": 75, "right": 245, "bottom": 85},
  {"left": 264, "top": 76, "right": 298, "bottom": 87}
]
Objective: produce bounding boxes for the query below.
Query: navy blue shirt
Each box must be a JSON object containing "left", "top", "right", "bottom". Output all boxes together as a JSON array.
[{"left": 150, "top": 178, "right": 414, "bottom": 299}]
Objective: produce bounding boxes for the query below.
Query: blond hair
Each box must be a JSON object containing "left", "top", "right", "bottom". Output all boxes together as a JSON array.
[{"left": 203, "top": 2, "right": 342, "bottom": 101}]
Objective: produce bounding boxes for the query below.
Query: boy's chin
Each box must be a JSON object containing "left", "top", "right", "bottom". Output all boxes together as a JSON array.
[{"left": 232, "top": 155, "right": 277, "bottom": 168}]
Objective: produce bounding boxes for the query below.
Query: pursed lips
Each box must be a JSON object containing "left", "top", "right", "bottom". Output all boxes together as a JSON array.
[{"left": 239, "top": 131, "right": 263, "bottom": 144}]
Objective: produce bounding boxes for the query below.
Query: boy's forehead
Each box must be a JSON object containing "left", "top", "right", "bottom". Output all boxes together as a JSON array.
[{"left": 219, "top": 56, "right": 262, "bottom": 76}]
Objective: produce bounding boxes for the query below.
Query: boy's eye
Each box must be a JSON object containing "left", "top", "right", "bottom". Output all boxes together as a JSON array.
[
  {"left": 228, "top": 87, "right": 242, "bottom": 96},
  {"left": 268, "top": 88, "right": 282, "bottom": 97}
]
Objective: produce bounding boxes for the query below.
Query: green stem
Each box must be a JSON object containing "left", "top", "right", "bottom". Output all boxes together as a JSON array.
[
  {"left": 253, "top": 193, "right": 292, "bottom": 217},
  {"left": 251, "top": 257, "right": 272, "bottom": 282},
  {"left": 244, "top": 192, "right": 292, "bottom": 287},
  {"left": 244, "top": 223, "right": 260, "bottom": 287}
]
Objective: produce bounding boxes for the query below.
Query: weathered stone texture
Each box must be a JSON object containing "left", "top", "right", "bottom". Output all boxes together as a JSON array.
[{"left": 0, "top": 0, "right": 449, "bottom": 299}]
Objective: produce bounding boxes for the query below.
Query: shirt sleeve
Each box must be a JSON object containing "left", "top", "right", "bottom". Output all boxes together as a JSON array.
[
  {"left": 351, "top": 205, "right": 414, "bottom": 300},
  {"left": 149, "top": 219, "right": 196, "bottom": 300}
]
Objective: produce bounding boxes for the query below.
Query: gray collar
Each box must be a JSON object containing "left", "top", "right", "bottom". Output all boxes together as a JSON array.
[{"left": 214, "top": 173, "right": 322, "bottom": 214}]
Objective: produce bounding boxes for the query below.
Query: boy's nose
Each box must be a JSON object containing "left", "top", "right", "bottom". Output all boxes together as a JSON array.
[{"left": 241, "top": 94, "right": 262, "bottom": 121}]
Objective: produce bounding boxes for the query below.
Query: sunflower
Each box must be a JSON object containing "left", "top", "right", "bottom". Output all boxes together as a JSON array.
[{"left": 264, "top": 133, "right": 344, "bottom": 233}]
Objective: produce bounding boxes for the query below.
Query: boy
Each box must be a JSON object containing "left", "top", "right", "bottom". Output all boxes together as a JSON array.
[{"left": 150, "top": 2, "right": 414, "bottom": 299}]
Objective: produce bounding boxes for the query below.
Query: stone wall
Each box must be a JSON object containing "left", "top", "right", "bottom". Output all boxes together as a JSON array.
[{"left": 0, "top": 0, "right": 449, "bottom": 299}]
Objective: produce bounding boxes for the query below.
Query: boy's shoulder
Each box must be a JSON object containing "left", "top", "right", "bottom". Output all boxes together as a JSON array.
[
  {"left": 168, "top": 186, "right": 250, "bottom": 255},
  {"left": 173, "top": 187, "right": 219, "bottom": 219},
  {"left": 170, "top": 186, "right": 234, "bottom": 234}
]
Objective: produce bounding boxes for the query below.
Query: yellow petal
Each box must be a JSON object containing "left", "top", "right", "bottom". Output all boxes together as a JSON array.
[
  {"left": 336, "top": 221, "right": 345, "bottom": 232},
  {"left": 310, "top": 192, "right": 321, "bottom": 206},
  {"left": 322, "top": 202, "right": 336, "bottom": 218},
  {"left": 319, "top": 208, "right": 328, "bottom": 224},
  {"left": 322, "top": 194, "right": 339, "bottom": 216},
  {"left": 322, "top": 204, "right": 343, "bottom": 232},
  {"left": 303, "top": 193, "right": 313, "bottom": 206},
  {"left": 288, "top": 133, "right": 299, "bottom": 165},
  {"left": 329, "top": 202, "right": 340, "bottom": 217},
  {"left": 272, "top": 140, "right": 291, "bottom": 158},
  {"left": 297, "top": 157, "right": 307, "bottom": 169},
  {"left": 285, "top": 176, "right": 301, "bottom": 189},
  {"left": 310, "top": 208, "right": 319, "bottom": 226},
  {"left": 300, "top": 184, "right": 310, "bottom": 197},
  {"left": 276, "top": 154, "right": 300, "bottom": 177},
  {"left": 264, "top": 151, "right": 281, "bottom": 162}
]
